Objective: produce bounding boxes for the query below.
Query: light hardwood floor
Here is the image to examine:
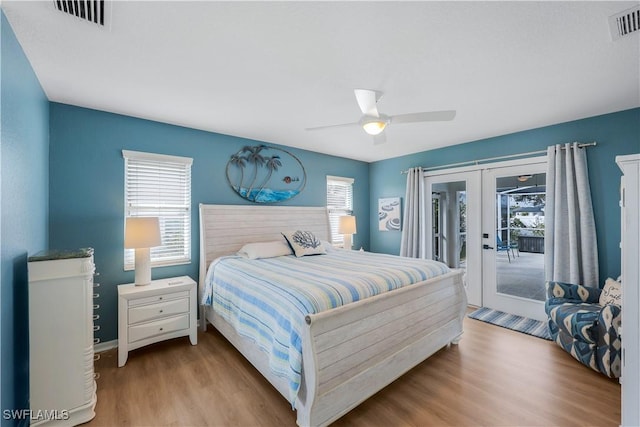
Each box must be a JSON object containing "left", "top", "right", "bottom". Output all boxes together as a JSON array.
[{"left": 90, "top": 315, "right": 620, "bottom": 426}]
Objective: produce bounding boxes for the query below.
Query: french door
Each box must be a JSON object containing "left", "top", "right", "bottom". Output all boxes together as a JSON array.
[
  {"left": 481, "top": 160, "right": 547, "bottom": 321},
  {"left": 425, "top": 170, "right": 482, "bottom": 306},
  {"left": 425, "top": 158, "right": 547, "bottom": 320}
]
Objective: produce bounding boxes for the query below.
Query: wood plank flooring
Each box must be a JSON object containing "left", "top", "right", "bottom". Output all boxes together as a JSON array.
[{"left": 90, "top": 315, "right": 620, "bottom": 426}]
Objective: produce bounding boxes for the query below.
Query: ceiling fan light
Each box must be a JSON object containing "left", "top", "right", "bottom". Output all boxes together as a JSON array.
[
  {"left": 517, "top": 174, "right": 533, "bottom": 182},
  {"left": 362, "top": 120, "right": 386, "bottom": 135}
]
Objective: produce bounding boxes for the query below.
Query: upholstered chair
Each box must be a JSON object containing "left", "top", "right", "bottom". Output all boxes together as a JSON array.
[{"left": 545, "top": 281, "right": 621, "bottom": 378}]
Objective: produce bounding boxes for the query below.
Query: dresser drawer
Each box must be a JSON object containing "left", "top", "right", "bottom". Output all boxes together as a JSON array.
[
  {"left": 128, "top": 314, "right": 190, "bottom": 343},
  {"left": 128, "top": 290, "right": 188, "bottom": 307},
  {"left": 128, "top": 297, "right": 189, "bottom": 324}
]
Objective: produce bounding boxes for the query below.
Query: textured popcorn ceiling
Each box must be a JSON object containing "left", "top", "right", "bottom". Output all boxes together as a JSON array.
[{"left": 3, "top": 1, "right": 639, "bottom": 162}]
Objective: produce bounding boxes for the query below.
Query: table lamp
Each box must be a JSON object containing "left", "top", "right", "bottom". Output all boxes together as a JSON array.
[
  {"left": 338, "top": 215, "right": 357, "bottom": 250},
  {"left": 125, "top": 217, "right": 162, "bottom": 286}
]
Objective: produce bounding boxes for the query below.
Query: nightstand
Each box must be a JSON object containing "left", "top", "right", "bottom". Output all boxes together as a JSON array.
[{"left": 118, "top": 276, "right": 197, "bottom": 367}]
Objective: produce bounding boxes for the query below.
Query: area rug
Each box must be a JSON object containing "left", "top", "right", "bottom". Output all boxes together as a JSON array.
[{"left": 468, "top": 307, "right": 552, "bottom": 340}]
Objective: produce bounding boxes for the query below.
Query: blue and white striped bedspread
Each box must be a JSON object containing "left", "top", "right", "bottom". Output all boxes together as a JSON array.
[{"left": 201, "top": 248, "right": 450, "bottom": 406}]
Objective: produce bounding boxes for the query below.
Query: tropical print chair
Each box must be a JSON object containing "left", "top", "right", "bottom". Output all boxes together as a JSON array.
[{"left": 545, "top": 281, "right": 621, "bottom": 378}]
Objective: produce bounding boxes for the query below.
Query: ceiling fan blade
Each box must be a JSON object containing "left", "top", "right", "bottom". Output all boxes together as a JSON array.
[
  {"left": 305, "top": 122, "right": 359, "bottom": 131},
  {"left": 373, "top": 132, "right": 387, "bottom": 145},
  {"left": 354, "top": 89, "right": 382, "bottom": 117},
  {"left": 390, "top": 110, "right": 456, "bottom": 124}
]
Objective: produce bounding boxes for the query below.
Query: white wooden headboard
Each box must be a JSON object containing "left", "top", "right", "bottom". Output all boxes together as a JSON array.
[{"left": 198, "top": 204, "right": 331, "bottom": 297}]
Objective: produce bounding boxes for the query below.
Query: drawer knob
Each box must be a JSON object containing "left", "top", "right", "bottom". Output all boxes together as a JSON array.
[
  {"left": 159, "top": 310, "right": 163, "bottom": 313},
  {"left": 159, "top": 327, "right": 164, "bottom": 331},
  {"left": 159, "top": 297, "right": 163, "bottom": 301}
]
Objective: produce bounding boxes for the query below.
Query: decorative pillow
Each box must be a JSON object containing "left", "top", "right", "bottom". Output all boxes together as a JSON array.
[
  {"left": 282, "top": 231, "right": 326, "bottom": 257},
  {"left": 599, "top": 278, "right": 621, "bottom": 306},
  {"left": 237, "top": 241, "right": 292, "bottom": 260}
]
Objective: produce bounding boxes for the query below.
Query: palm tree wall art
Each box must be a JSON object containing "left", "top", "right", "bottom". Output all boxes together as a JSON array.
[{"left": 225, "top": 145, "right": 306, "bottom": 203}]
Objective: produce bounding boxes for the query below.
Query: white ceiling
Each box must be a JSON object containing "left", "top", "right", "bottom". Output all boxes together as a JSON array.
[{"left": 3, "top": 1, "right": 639, "bottom": 162}]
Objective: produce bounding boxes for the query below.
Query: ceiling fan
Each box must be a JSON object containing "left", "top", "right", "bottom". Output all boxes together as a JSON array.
[{"left": 306, "top": 89, "right": 456, "bottom": 144}]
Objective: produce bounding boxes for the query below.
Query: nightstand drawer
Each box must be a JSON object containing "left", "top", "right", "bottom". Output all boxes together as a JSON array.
[
  {"left": 128, "top": 297, "right": 189, "bottom": 324},
  {"left": 128, "top": 290, "right": 188, "bottom": 307},
  {"left": 128, "top": 313, "right": 190, "bottom": 343}
]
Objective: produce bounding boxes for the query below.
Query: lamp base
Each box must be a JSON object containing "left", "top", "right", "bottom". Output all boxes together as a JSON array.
[
  {"left": 343, "top": 234, "right": 353, "bottom": 250},
  {"left": 134, "top": 247, "right": 152, "bottom": 286}
]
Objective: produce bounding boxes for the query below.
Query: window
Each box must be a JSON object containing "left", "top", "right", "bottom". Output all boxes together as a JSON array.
[
  {"left": 123, "top": 150, "right": 192, "bottom": 270},
  {"left": 326, "top": 175, "right": 354, "bottom": 246}
]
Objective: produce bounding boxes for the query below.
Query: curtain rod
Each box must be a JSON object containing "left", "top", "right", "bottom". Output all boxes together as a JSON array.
[{"left": 400, "top": 141, "right": 597, "bottom": 174}]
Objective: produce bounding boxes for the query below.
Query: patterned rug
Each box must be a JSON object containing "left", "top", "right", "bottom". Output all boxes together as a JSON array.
[{"left": 468, "top": 307, "right": 552, "bottom": 340}]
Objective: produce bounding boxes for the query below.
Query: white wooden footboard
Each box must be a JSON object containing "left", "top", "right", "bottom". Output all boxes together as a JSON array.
[
  {"left": 205, "top": 269, "right": 466, "bottom": 427},
  {"left": 296, "top": 269, "right": 466, "bottom": 427}
]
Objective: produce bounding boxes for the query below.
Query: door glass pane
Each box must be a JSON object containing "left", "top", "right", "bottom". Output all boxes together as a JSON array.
[
  {"left": 495, "top": 173, "right": 546, "bottom": 301},
  {"left": 432, "top": 194, "right": 441, "bottom": 262},
  {"left": 431, "top": 181, "right": 466, "bottom": 269},
  {"left": 458, "top": 190, "right": 467, "bottom": 268}
]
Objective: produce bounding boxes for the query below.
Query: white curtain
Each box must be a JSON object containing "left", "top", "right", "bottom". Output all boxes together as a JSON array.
[
  {"left": 400, "top": 167, "right": 426, "bottom": 258},
  {"left": 545, "top": 143, "right": 599, "bottom": 287}
]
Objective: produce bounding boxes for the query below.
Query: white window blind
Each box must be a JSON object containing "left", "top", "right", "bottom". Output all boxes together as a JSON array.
[
  {"left": 123, "top": 150, "right": 193, "bottom": 270},
  {"left": 326, "top": 175, "right": 354, "bottom": 246}
]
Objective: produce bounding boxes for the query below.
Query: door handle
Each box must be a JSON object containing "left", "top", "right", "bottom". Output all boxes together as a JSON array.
[{"left": 483, "top": 244, "right": 494, "bottom": 250}]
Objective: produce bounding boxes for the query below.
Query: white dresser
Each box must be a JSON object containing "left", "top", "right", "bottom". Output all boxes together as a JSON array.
[
  {"left": 617, "top": 154, "right": 640, "bottom": 427},
  {"left": 118, "top": 276, "right": 197, "bottom": 367},
  {"left": 28, "top": 249, "right": 97, "bottom": 426}
]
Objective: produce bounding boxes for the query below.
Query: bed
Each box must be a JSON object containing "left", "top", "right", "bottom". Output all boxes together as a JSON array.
[{"left": 198, "top": 204, "right": 467, "bottom": 426}]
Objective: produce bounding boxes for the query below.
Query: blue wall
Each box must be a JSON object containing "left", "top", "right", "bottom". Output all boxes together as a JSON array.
[
  {"left": 48, "top": 103, "right": 370, "bottom": 343},
  {"left": 1, "top": 11, "right": 49, "bottom": 425},
  {"left": 370, "top": 108, "right": 640, "bottom": 284}
]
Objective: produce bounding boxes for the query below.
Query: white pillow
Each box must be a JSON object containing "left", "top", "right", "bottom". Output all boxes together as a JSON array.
[
  {"left": 282, "top": 231, "right": 327, "bottom": 257},
  {"left": 237, "top": 241, "right": 292, "bottom": 260},
  {"left": 599, "top": 278, "right": 621, "bottom": 306},
  {"left": 321, "top": 240, "right": 337, "bottom": 252}
]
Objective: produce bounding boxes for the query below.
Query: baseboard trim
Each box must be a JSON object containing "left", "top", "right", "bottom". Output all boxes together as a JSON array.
[{"left": 95, "top": 339, "right": 118, "bottom": 353}]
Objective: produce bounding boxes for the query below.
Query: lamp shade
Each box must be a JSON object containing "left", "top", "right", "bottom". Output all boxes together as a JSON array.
[
  {"left": 124, "top": 217, "right": 162, "bottom": 249},
  {"left": 338, "top": 215, "right": 357, "bottom": 235}
]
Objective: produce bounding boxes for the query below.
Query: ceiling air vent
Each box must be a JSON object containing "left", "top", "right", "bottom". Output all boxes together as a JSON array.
[
  {"left": 609, "top": 5, "right": 640, "bottom": 41},
  {"left": 53, "top": 1, "right": 109, "bottom": 27}
]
